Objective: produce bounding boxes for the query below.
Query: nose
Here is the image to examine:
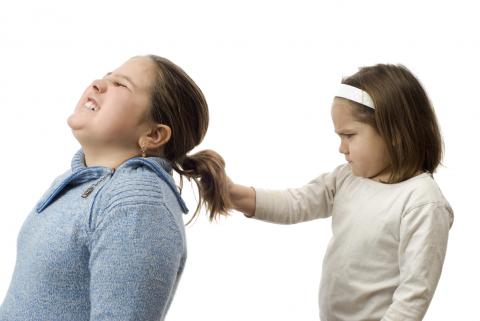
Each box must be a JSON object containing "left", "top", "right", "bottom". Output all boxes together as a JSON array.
[
  {"left": 338, "top": 138, "right": 349, "bottom": 155},
  {"left": 91, "top": 79, "right": 107, "bottom": 93}
]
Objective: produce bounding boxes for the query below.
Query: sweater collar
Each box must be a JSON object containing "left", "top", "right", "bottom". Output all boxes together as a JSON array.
[
  {"left": 71, "top": 149, "right": 174, "bottom": 175},
  {"left": 72, "top": 149, "right": 188, "bottom": 213},
  {"left": 36, "top": 149, "right": 188, "bottom": 214}
]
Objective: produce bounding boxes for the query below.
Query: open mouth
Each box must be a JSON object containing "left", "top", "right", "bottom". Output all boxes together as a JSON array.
[{"left": 83, "top": 98, "right": 99, "bottom": 111}]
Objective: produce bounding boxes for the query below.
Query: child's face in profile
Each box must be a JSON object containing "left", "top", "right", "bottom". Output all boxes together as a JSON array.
[
  {"left": 331, "top": 98, "right": 391, "bottom": 182},
  {"left": 67, "top": 56, "right": 156, "bottom": 154}
]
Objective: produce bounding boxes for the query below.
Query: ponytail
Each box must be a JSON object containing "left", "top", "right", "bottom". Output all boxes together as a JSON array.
[
  {"left": 172, "top": 149, "right": 232, "bottom": 221},
  {"left": 147, "top": 55, "right": 232, "bottom": 222}
]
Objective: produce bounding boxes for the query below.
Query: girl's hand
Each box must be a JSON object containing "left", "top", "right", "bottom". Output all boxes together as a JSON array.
[{"left": 227, "top": 177, "right": 256, "bottom": 217}]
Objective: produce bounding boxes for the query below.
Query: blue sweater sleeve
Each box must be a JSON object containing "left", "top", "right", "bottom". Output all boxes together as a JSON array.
[{"left": 88, "top": 202, "right": 185, "bottom": 321}]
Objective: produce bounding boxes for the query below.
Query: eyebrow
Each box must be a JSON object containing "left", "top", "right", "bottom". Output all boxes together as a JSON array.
[
  {"left": 104, "top": 72, "right": 137, "bottom": 88},
  {"left": 334, "top": 128, "right": 356, "bottom": 135}
]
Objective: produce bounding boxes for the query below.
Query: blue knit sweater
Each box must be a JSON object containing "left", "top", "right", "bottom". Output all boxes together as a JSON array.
[{"left": 0, "top": 150, "right": 188, "bottom": 321}]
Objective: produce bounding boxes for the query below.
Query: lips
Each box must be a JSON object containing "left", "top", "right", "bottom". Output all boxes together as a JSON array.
[{"left": 83, "top": 97, "right": 99, "bottom": 111}]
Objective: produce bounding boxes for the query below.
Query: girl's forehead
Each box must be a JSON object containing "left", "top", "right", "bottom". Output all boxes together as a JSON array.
[
  {"left": 331, "top": 99, "right": 364, "bottom": 130},
  {"left": 331, "top": 98, "right": 356, "bottom": 119},
  {"left": 332, "top": 97, "right": 355, "bottom": 109}
]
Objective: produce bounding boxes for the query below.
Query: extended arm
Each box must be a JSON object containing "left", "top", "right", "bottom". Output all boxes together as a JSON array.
[{"left": 229, "top": 166, "right": 343, "bottom": 224}]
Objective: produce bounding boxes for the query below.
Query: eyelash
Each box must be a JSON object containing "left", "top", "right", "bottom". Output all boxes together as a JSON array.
[{"left": 113, "top": 81, "right": 127, "bottom": 88}]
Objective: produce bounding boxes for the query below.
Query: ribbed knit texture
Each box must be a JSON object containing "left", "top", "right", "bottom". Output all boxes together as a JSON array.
[{"left": 0, "top": 149, "right": 188, "bottom": 321}]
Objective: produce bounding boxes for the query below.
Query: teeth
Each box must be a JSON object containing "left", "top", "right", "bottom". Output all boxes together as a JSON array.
[{"left": 83, "top": 101, "right": 98, "bottom": 111}]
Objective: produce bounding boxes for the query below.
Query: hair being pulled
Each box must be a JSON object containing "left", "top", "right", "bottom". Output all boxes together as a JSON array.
[
  {"left": 146, "top": 55, "right": 232, "bottom": 221},
  {"left": 173, "top": 150, "right": 232, "bottom": 221}
]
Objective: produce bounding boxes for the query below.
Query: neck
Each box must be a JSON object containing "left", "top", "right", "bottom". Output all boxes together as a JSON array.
[
  {"left": 81, "top": 146, "right": 141, "bottom": 169},
  {"left": 370, "top": 167, "right": 392, "bottom": 183}
]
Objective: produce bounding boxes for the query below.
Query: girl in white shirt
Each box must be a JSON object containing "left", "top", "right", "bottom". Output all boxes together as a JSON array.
[{"left": 229, "top": 64, "right": 453, "bottom": 321}]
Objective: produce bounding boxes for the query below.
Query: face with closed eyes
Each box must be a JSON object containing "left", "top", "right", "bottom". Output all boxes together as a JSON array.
[
  {"left": 67, "top": 56, "right": 156, "bottom": 155},
  {"left": 331, "top": 98, "right": 391, "bottom": 182}
]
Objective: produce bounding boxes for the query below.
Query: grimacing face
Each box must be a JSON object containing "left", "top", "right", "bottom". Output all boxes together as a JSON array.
[
  {"left": 67, "top": 57, "right": 156, "bottom": 154},
  {"left": 331, "top": 98, "right": 391, "bottom": 182}
]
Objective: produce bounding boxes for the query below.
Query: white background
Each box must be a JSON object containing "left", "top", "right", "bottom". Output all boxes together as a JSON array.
[{"left": 0, "top": 1, "right": 478, "bottom": 320}]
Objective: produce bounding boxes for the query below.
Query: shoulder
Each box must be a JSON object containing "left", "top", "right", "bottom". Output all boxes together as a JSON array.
[
  {"left": 400, "top": 174, "right": 454, "bottom": 226},
  {"left": 401, "top": 174, "right": 451, "bottom": 208},
  {"left": 301, "top": 164, "right": 356, "bottom": 199},
  {"left": 308, "top": 164, "right": 352, "bottom": 187},
  {"left": 335, "top": 163, "right": 354, "bottom": 184},
  {"left": 104, "top": 165, "right": 167, "bottom": 209},
  {"left": 89, "top": 165, "right": 186, "bottom": 232},
  {"left": 319, "top": 163, "right": 358, "bottom": 193}
]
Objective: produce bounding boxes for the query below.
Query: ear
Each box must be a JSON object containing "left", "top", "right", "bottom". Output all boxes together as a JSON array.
[{"left": 139, "top": 124, "right": 172, "bottom": 150}]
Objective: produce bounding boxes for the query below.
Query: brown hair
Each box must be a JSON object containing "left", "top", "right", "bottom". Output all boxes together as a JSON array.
[
  {"left": 145, "top": 55, "right": 232, "bottom": 221},
  {"left": 342, "top": 64, "right": 443, "bottom": 183}
]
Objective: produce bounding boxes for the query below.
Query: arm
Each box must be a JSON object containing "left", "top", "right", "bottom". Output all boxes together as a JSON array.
[
  {"left": 229, "top": 166, "right": 341, "bottom": 224},
  {"left": 88, "top": 203, "right": 185, "bottom": 321},
  {"left": 381, "top": 203, "right": 453, "bottom": 321},
  {"left": 229, "top": 180, "right": 256, "bottom": 217}
]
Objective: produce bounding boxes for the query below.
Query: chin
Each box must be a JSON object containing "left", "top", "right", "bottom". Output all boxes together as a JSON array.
[
  {"left": 67, "top": 114, "right": 79, "bottom": 129},
  {"left": 67, "top": 121, "right": 87, "bottom": 144},
  {"left": 67, "top": 112, "right": 90, "bottom": 132}
]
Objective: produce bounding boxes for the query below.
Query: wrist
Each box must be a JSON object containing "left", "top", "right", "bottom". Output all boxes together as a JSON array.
[{"left": 229, "top": 183, "right": 256, "bottom": 217}]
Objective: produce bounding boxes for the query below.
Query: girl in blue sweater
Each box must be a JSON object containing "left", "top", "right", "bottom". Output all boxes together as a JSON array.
[{"left": 0, "top": 55, "right": 231, "bottom": 321}]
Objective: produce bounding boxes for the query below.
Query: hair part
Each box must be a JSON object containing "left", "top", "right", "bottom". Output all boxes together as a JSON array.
[
  {"left": 146, "top": 55, "right": 232, "bottom": 221},
  {"left": 342, "top": 64, "right": 443, "bottom": 183}
]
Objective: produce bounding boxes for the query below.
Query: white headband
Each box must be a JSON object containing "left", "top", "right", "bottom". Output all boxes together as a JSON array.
[{"left": 336, "top": 84, "right": 375, "bottom": 109}]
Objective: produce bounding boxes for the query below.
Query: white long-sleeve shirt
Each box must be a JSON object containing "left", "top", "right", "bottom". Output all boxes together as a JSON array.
[{"left": 254, "top": 164, "right": 453, "bottom": 321}]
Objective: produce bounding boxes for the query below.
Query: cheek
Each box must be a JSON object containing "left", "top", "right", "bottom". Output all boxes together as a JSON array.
[
  {"left": 369, "top": 135, "right": 389, "bottom": 161},
  {"left": 348, "top": 140, "right": 365, "bottom": 159},
  {"left": 102, "top": 100, "right": 148, "bottom": 133},
  {"left": 349, "top": 140, "right": 374, "bottom": 171},
  {"left": 100, "top": 108, "right": 138, "bottom": 133}
]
